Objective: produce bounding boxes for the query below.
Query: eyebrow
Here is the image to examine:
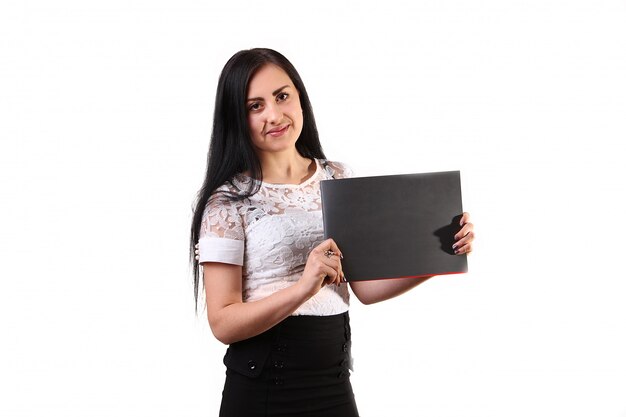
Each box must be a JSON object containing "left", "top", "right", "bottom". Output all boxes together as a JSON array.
[{"left": 246, "top": 85, "right": 290, "bottom": 102}]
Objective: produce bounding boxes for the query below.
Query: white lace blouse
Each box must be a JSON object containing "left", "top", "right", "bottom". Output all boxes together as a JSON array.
[{"left": 198, "top": 159, "right": 353, "bottom": 316}]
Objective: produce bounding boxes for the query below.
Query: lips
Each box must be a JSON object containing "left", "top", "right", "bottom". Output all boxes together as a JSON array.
[{"left": 266, "top": 125, "right": 289, "bottom": 137}]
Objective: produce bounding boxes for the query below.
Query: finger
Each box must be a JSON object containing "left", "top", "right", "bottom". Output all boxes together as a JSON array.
[
  {"left": 319, "top": 238, "right": 344, "bottom": 260},
  {"left": 320, "top": 264, "right": 340, "bottom": 286},
  {"left": 319, "top": 262, "right": 341, "bottom": 286},
  {"left": 454, "top": 242, "right": 472, "bottom": 255},
  {"left": 319, "top": 255, "right": 342, "bottom": 283},
  {"left": 324, "top": 269, "right": 340, "bottom": 285},
  {"left": 459, "top": 212, "right": 470, "bottom": 226},
  {"left": 320, "top": 274, "right": 329, "bottom": 287},
  {"left": 319, "top": 253, "right": 341, "bottom": 269},
  {"left": 454, "top": 222, "right": 473, "bottom": 240},
  {"left": 333, "top": 265, "right": 344, "bottom": 286},
  {"left": 453, "top": 230, "right": 474, "bottom": 248},
  {"left": 454, "top": 228, "right": 468, "bottom": 241}
]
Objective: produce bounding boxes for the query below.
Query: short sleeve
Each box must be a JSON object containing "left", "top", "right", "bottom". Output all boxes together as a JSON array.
[
  {"left": 323, "top": 160, "right": 354, "bottom": 179},
  {"left": 198, "top": 192, "right": 245, "bottom": 266}
]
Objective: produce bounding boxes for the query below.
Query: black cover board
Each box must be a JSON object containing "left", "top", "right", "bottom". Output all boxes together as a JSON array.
[{"left": 320, "top": 171, "right": 467, "bottom": 281}]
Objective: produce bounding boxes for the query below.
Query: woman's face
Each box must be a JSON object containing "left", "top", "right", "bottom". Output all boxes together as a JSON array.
[{"left": 246, "top": 64, "right": 304, "bottom": 155}]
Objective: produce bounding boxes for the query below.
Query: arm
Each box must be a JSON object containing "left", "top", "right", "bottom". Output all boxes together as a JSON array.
[
  {"left": 203, "top": 262, "right": 311, "bottom": 344},
  {"left": 349, "top": 212, "right": 475, "bottom": 305},
  {"left": 349, "top": 275, "right": 434, "bottom": 305},
  {"left": 202, "top": 239, "right": 344, "bottom": 345}
]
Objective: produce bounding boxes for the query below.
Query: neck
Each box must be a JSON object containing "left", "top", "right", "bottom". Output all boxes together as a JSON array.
[{"left": 255, "top": 149, "right": 314, "bottom": 185}]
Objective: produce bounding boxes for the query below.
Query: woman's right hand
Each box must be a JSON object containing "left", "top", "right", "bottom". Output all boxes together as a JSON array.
[{"left": 299, "top": 238, "right": 345, "bottom": 298}]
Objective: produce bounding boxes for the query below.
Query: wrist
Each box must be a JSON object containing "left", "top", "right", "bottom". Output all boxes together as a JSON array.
[{"left": 294, "top": 279, "right": 316, "bottom": 301}]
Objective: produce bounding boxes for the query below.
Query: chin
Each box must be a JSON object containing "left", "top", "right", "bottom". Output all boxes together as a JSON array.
[{"left": 266, "top": 137, "right": 299, "bottom": 151}]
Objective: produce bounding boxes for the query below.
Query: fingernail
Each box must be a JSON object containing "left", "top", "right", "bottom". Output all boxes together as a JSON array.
[
  {"left": 454, "top": 249, "right": 459, "bottom": 254},
  {"left": 340, "top": 253, "right": 344, "bottom": 259}
]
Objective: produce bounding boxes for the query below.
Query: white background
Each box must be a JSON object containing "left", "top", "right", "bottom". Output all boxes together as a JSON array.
[{"left": 1, "top": 0, "right": 625, "bottom": 416}]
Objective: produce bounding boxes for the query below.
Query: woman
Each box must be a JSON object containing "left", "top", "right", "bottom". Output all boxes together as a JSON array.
[{"left": 190, "top": 48, "right": 474, "bottom": 417}]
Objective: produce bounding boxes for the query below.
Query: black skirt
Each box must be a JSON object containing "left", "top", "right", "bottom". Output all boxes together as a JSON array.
[{"left": 219, "top": 312, "right": 359, "bottom": 417}]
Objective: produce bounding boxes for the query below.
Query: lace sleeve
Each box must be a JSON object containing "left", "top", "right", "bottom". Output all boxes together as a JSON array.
[
  {"left": 197, "top": 192, "right": 245, "bottom": 266},
  {"left": 323, "top": 160, "right": 354, "bottom": 179}
]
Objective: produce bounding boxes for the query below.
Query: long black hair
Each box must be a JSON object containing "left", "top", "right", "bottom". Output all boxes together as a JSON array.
[{"left": 190, "top": 48, "right": 327, "bottom": 313}]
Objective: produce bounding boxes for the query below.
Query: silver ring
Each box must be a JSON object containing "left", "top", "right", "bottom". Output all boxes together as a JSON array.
[{"left": 324, "top": 250, "right": 335, "bottom": 258}]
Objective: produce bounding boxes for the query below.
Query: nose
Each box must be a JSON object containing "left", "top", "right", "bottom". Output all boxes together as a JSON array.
[{"left": 265, "top": 101, "right": 282, "bottom": 125}]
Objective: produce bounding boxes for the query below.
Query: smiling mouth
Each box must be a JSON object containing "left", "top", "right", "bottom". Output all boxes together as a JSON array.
[{"left": 266, "top": 125, "right": 289, "bottom": 136}]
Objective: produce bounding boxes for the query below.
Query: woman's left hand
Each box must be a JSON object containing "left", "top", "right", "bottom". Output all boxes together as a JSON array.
[{"left": 452, "top": 212, "right": 474, "bottom": 255}]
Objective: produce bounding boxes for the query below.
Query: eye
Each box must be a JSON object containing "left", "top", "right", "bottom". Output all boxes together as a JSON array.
[
  {"left": 276, "top": 92, "right": 289, "bottom": 102},
  {"left": 248, "top": 102, "right": 262, "bottom": 112}
]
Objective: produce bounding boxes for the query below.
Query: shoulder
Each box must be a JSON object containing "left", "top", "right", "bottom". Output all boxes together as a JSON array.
[
  {"left": 318, "top": 159, "right": 354, "bottom": 179},
  {"left": 204, "top": 180, "right": 249, "bottom": 215}
]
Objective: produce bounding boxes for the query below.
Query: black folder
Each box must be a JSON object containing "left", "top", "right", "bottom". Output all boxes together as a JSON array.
[{"left": 320, "top": 170, "right": 467, "bottom": 281}]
